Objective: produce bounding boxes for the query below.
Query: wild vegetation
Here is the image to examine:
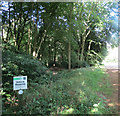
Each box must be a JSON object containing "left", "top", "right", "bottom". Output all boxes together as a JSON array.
[
  {"left": 2, "top": 49, "right": 117, "bottom": 114},
  {"left": 1, "top": 1, "right": 118, "bottom": 115}
]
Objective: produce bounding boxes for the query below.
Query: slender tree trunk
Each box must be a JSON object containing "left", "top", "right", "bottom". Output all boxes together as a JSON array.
[
  {"left": 80, "top": 36, "right": 85, "bottom": 61},
  {"left": 2, "top": 26, "right": 3, "bottom": 40},
  {"left": 68, "top": 41, "right": 71, "bottom": 70},
  {"left": 18, "top": 18, "right": 26, "bottom": 50},
  {"left": 61, "top": 51, "right": 64, "bottom": 64},
  {"left": 80, "top": 29, "right": 91, "bottom": 62},
  {"left": 35, "top": 30, "right": 47, "bottom": 58},
  {"left": 35, "top": 24, "right": 50, "bottom": 58},
  {"left": 48, "top": 41, "right": 51, "bottom": 66},
  {"left": 53, "top": 40, "right": 56, "bottom": 66},
  {"left": 33, "top": 5, "right": 39, "bottom": 57},
  {"left": 29, "top": 24, "right": 32, "bottom": 54},
  {"left": 88, "top": 41, "right": 92, "bottom": 51},
  {"left": 68, "top": 4, "right": 73, "bottom": 70},
  {"left": 17, "top": 3, "right": 22, "bottom": 50},
  {"left": 13, "top": 4, "right": 17, "bottom": 46},
  {"left": 6, "top": 2, "right": 11, "bottom": 41},
  {"left": 28, "top": 28, "right": 31, "bottom": 54},
  {"left": 78, "top": 48, "right": 80, "bottom": 67},
  {"left": 86, "top": 41, "right": 92, "bottom": 61},
  {"left": 32, "top": 21, "right": 37, "bottom": 57}
]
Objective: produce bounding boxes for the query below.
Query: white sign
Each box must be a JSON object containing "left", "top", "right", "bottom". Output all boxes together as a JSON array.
[
  {"left": 13, "top": 76, "right": 27, "bottom": 90},
  {"left": 18, "top": 90, "right": 23, "bottom": 94}
]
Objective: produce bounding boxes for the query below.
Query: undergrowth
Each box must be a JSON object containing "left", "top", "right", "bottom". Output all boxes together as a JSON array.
[{"left": 1, "top": 50, "right": 117, "bottom": 115}]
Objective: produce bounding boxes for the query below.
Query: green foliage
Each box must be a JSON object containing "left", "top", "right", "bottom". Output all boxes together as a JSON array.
[
  {"left": 2, "top": 2, "right": 118, "bottom": 69},
  {"left": 3, "top": 66, "right": 117, "bottom": 114},
  {"left": 2, "top": 1, "right": 118, "bottom": 115},
  {"left": 2, "top": 49, "right": 47, "bottom": 82},
  {"left": 2, "top": 49, "right": 53, "bottom": 114},
  {"left": 2, "top": 49, "right": 49, "bottom": 110}
]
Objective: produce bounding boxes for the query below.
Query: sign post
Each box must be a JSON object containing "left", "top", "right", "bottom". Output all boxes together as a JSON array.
[{"left": 13, "top": 76, "right": 27, "bottom": 111}]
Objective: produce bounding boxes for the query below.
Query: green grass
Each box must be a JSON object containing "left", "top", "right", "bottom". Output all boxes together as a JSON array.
[{"left": 20, "top": 67, "right": 116, "bottom": 115}]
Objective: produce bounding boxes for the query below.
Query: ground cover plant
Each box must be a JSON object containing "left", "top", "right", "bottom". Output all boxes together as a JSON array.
[
  {"left": 21, "top": 68, "right": 117, "bottom": 115},
  {"left": 1, "top": 49, "right": 117, "bottom": 115}
]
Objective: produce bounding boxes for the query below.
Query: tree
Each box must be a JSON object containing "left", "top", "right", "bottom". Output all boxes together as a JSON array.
[{"left": 2, "top": 2, "right": 118, "bottom": 68}]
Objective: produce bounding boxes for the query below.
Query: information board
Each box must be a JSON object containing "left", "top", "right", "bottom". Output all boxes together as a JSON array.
[{"left": 13, "top": 76, "right": 27, "bottom": 90}]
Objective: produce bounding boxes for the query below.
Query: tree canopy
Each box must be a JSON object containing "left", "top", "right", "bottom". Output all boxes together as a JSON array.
[{"left": 2, "top": 2, "right": 118, "bottom": 69}]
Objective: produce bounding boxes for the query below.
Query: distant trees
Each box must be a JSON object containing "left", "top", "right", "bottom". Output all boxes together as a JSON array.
[{"left": 2, "top": 2, "right": 118, "bottom": 69}]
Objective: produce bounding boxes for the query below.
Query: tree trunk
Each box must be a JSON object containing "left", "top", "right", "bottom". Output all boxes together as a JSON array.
[
  {"left": 13, "top": 4, "right": 17, "bottom": 46},
  {"left": 53, "top": 40, "right": 56, "bottom": 66},
  {"left": 2, "top": 26, "right": 3, "bottom": 40},
  {"left": 48, "top": 41, "right": 51, "bottom": 67},
  {"left": 6, "top": 2, "right": 11, "bottom": 41},
  {"left": 68, "top": 4, "right": 73, "bottom": 70},
  {"left": 35, "top": 24, "right": 50, "bottom": 58},
  {"left": 80, "top": 36, "right": 85, "bottom": 62},
  {"left": 80, "top": 29, "right": 91, "bottom": 62},
  {"left": 33, "top": 5, "right": 39, "bottom": 57},
  {"left": 18, "top": 19, "right": 26, "bottom": 51},
  {"left": 33, "top": 24, "right": 37, "bottom": 57},
  {"left": 86, "top": 40, "right": 92, "bottom": 61},
  {"left": 17, "top": 3, "right": 22, "bottom": 50},
  {"left": 78, "top": 48, "right": 80, "bottom": 67},
  {"left": 35, "top": 30, "right": 47, "bottom": 58},
  {"left": 28, "top": 28, "right": 31, "bottom": 54},
  {"left": 68, "top": 41, "right": 71, "bottom": 70}
]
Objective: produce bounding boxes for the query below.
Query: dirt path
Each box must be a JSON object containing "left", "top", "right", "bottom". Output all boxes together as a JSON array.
[{"left": 105, "top": 69, "right": 120, "bottom": 113}]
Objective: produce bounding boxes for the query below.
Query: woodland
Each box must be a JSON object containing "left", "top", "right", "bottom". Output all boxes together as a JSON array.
[{"left": 1, "top": 2, "right": 118, "bottom": 115}]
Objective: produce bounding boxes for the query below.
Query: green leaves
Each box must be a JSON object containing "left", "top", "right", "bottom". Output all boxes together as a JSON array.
[{"left": 2, "top": 2, "right": 117, "bottom": 68}]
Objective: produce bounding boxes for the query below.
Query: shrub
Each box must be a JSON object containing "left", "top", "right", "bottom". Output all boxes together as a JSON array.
[
  {"left": 2, "top": 49, "right": 52, "bottom": 114},
  {"left": 2, "top": 50, "right": 48, "bottom": 84}
]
